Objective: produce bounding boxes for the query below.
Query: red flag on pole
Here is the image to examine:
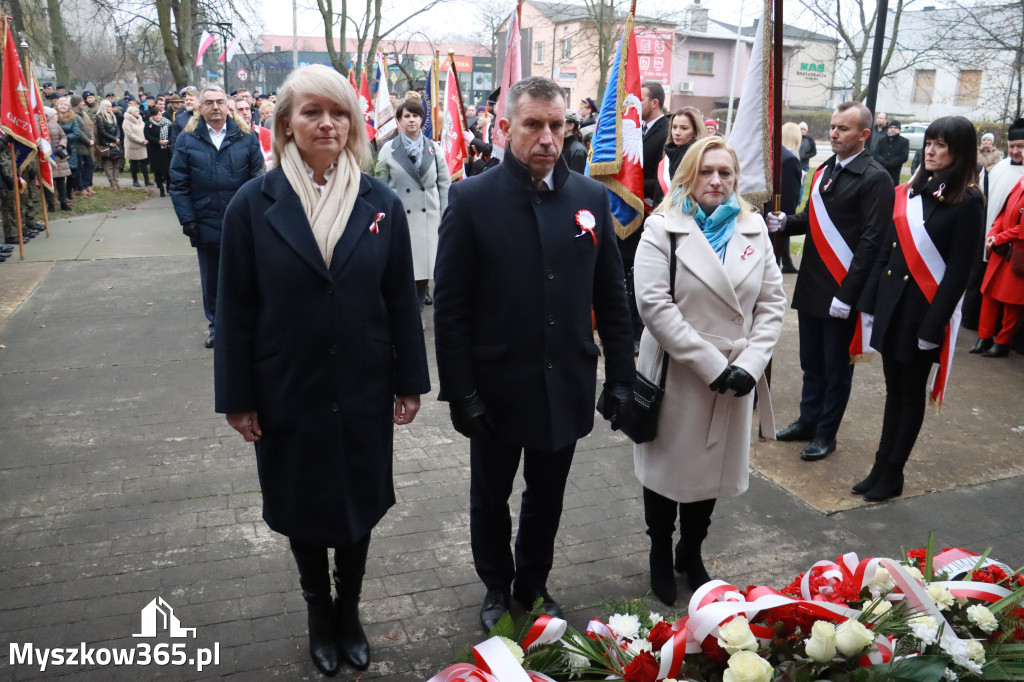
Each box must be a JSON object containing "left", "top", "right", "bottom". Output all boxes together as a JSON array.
[
  {"left": 359, "top": 70, "right": 376, "bottom": 141},
  {"left": 491, "top": 2, "right": 522, "bottom": 159},
  {"left": 29, "top": 72, "right": 54, "bottom": 191},
  {"left": 349, "top": 69, "right": 357, "bottom": 90},
  {"left": 441, "top": 65, "right": 466, "bottom": 180},
  {"left": 1, "top": 22, "right": 38, "bottom": 172}
]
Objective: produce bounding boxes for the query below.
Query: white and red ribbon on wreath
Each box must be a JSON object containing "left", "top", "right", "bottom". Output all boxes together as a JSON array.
[{"left": 426, "top": 618, "right": 566, "bottom": 682}]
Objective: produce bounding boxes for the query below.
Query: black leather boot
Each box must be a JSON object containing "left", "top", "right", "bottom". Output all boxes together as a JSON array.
[
  {"left": 852, "top": 451, "right": 887, "bottom": 495},
  {"left": 290, "top": 544, "right": 341, "bottom": 676},
  {"left": 642, "top": 487, "right": 677, "bottom": 605},
  {"left": 676, "top": 499, "right": 716, "bottom": 591},
  {"left": 969, "top": 338, "right": 992, "bottom": 354},
  {"left": 863, "top": 463, "right": 905, "bottom": 502},
  {"left": 334, "top": 536, "right": 371, "bottom": 671},
  {"left": 981, "top": 342, "right": 1010, "bottom": 358}
]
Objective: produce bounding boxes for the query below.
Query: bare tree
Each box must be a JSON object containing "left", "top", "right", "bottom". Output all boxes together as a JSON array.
[
  {"left": 930, "top": 0, "right": 1024, "bottom": 121},
  {"left": 794, "top": 0, "right": 951, "bottom": 102},
  {"left": 46, "top": 0, "right": 71, "bottom": 85},
  {"left": 67, "top": 33, "right": 122, "bottom": 90}
]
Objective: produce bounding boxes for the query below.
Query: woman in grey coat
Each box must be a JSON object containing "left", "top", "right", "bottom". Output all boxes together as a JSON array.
[{"left": 377, "top": 98, "right": 451, "bottom": 308}]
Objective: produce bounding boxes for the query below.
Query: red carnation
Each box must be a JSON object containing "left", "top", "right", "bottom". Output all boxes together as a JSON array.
[
  {"left": 972, "top": 570, "right": 995, "bottom": 584},
  {"left": 988, "top": 566, "right": 1008, "bottom": 582},
  {"left": 907, "top": 549, "right": 927, "bottom": 564},
  {"left": 647, "top": 621, "right": 675, "bottom": 650},
  {"left": 622, "top": 650, "right": 659, "bottom": 682},
  {"left": 1015, "top": 574, "right": 1024, "bottom": 587}
]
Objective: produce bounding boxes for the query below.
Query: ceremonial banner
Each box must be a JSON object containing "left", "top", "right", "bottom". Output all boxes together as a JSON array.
[
  {"left": 728, "top": 0, "right": 773, "bottom": 206},
  {"left": 358, "top": 70, "right": 376, "bottom": 140},
  {"left": 1, "top": 22, "right": 38, "bottom": 173},
  {"left": 422, "top": 64, "right": 435, "bottom": 140},
  {"left": 585, "top": 11, "right": 644, "bottom": 239},
  {"left": 441, "top": 65, "right": 466, "bottom": 180},
  {"left": 195, "top": 31, "right": 215, "bottom": 68},
  {"left": 28, "top": 71, "right": 53, "bottom": 190},
  {"left": 491, "top": 2, "right": 522, "bottom": 160},
  {"left": 372, "top": 53, "right": 397, "bottom": 142}
]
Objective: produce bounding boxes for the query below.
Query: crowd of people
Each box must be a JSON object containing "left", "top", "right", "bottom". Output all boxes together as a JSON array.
[{"left": 4, "top": 65, "right": 1022, "bottom": 680}]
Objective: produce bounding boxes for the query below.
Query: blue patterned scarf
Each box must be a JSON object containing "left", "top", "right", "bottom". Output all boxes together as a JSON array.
[{"left": 677, "top": 190, "right": 741, "bottom": 254}]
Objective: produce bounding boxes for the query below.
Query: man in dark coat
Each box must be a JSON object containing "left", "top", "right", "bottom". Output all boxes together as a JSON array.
[
  {"left": 874, "top": 120, "right": 910, "bottom": 186},
  {"left": 869, "top": 111, "right": 888, "bottom": 154},
  {"left": 169, "top": 85, "right": 264, "bottom": 348},
  {"left": 767, "top": 101, "right": 894, "bottom": 460},
  {"left": 433, "top": 76, "right": 635, "bottom": 632}
]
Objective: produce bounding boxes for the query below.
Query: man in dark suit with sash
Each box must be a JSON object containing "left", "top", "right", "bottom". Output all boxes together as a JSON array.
[
  {"left": 767, "top": 101, "right": 894, "bottom": 460},
  {"left": 433, "top": 76, "right": 635, "bottom": 632}
]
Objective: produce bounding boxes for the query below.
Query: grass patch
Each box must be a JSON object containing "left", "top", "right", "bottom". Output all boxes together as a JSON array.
[{"left": 58, "top": 185, "right": 152, "bottom": 217}]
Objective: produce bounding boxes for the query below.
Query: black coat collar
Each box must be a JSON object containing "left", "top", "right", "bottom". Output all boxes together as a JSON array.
[
  {"left": 499, "top": 146, "right": 571, "bottom": 191},
  {"left": 259, "top": 167, "right": 376, "bottom": 280},
  {"left": 190, "top": 116, "right": 244, "bottom": 148},
  {"left": 827, "top": 149, "right": 872, "bottom": 176}
]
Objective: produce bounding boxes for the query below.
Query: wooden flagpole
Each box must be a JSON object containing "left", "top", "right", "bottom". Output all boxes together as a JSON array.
[
  {"left": 447, "top": 49, "right": 468, "bottom": 132},
  {"left": 25, "top": 54, "right": 50, "bottom": 237}
]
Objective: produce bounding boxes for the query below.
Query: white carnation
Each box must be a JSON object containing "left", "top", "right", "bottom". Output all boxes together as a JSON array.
[
  {"left": 905, "top": 565, "right": 926, "bottom": 584},
  {"left": 869, "top": 567, "right": 895, "bottom": 593},
  {"left": 943, "top": 667, "right": 959, "bottom": 681},
  {"left": 926, "top": 583, "right": 955, "bottom": 610},
  {"left": 608, "top": 613, "right": 642, "bottom": 641},
  {"left": 498, "top": 636, "right": 524, "bottom": 664},
  {"left": 626, "top": 639, "right": 653, "bottom": 657},
  {"left": 649, "top": 612, "right": 664, "bottom": 625},
  {"left": 965, "top": 639, "right": 986, "bottom": 664},
  {"left": 966, "top": 604, "right": 998, "bottom": 633},
  {"left": 946, "top": 640, "right": 983, "bottom": 676},
  {"left": 909, "top": 616, "right": 939, "bottom": 646}
]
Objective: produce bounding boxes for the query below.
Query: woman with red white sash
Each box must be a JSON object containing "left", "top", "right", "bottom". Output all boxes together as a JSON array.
[{"left": 856, "top": 117, "right": 985, "bottom": 502}]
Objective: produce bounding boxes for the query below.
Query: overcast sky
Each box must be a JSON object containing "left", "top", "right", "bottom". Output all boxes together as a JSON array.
[{"left": 258, "top": 0, "right": 828, "bottom": 47}]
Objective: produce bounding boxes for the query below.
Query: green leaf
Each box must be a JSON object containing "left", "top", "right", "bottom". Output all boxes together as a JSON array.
[
  {"left": 852, "top": 655, "right": 950, "bottom": 682},
  {"left": 488, "top": 610, "right": 515, "bottom": 640},
  {"left": 924, "top": 531, "right": 935, "bottom": 582},
  {"left": 988, "top": 584, "right": 1024, "bottom": 616}
]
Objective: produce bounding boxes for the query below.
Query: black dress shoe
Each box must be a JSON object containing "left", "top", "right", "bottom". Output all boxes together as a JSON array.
[
  {"left": 512, "top": 586, "right": 564, "bottom": 619},
  {"left": 204, "top": 333, "right": 215, "bottom": 349},
  {"left": 776, "top": 421, "right": 814, "bottom": 442},
  {"left": 801, "top": 436, "right": 836, "bottom": 461},
  {"left": 424, "top": 292, "right": 432, "bottom": 305},
  {"left": 781, "top": 265, "right": 799, "bottom": 274},
  {"left": 479, "top": 589, "right": 510, "bottom": 633},
  {"left": 969, "top": 338, "right": 993, "bottom": 354},
  {"left": 981, "top": 343, "right": 1010, "bottom": 358}
]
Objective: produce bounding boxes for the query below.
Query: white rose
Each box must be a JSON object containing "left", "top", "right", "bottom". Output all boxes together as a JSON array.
[
  {"left": 927, "top": 584, "right": 955, "bottom": 611},
  {"left": 861, "top": 599, "right": 893, "bottom": 619},
  {"left": 717, "top": 616, "right": 759, "bottom": 654},
  {"left": 869, "top": 567, "right": 895, "bottom": 593},
  {"left": 835, "top": 618, "right": 874, "bottom": 658},
  {"left": 608, "top": 613, "right": 641, "bottom": 641},
  {"left": 723, "top": 650, "right": 773, "bottom": 682},
  {"left": 966, "top": 604, "right": 998, "bottom": 633},
  {"left": 965, "top": 639, "right": 986, "bottom": 664},
  {"left": 498, "top": 636, "right": 524, "bottom": 664},
  {"left": 804, "top": 620, "right": 837, "bottom": 663}
]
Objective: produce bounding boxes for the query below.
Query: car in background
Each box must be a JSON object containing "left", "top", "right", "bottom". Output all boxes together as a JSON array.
[{"left": 900, "top": 122, "right": 931, "bottom": 151}]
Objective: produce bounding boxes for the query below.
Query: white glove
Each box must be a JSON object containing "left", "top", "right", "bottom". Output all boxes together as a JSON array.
[
  {"left": 766, "top": 212, "right": 787, "bottom": 233},
  {"left": 829, "top": 297, "right": 851, "bottom": 319},
  {"left": 462, "top": 130, "right": 475, "bottom": 146},
  {"left": 917, "top": 338, "right": 940, "bottom": 350}
]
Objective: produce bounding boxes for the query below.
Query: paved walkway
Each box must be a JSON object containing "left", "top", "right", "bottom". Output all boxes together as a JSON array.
[{"left": 1, "top": 196, "right": 1022, "bottom": 680}]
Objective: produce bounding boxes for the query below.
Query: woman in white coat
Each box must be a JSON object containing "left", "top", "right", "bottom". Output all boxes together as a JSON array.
[
  {"left": 377, "top": 99, "right": 451, "bottom": 310},
  {"left": 633, "top": 136, "right": 786, "bottom": 605}
]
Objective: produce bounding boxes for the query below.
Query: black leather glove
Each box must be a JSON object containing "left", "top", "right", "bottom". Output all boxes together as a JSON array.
[
  {"left": 710, "top": 368, "right": 732, "bottom": 394},
  {"left": 449, "top": 391, "right": 496, "bottom": 440},
  {"left": 725, "top": 366, "right": 756, "bottom": 397},
  {"left": 597, "top": 382, "right": 633, "bottom": 428},
  {"left": 182, "top": 221, "right": 198, "bottom": 239}
]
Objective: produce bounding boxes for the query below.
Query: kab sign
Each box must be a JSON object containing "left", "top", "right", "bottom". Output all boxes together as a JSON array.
[{"left": 635, "top": 30, "right": 673, "bottom": 86}]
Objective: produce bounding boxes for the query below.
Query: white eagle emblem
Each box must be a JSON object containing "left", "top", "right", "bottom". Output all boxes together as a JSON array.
[{"left": 620, "top": 93, "right": 643, "bottom": 168}]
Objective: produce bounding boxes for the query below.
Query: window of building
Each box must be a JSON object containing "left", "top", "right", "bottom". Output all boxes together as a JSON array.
[
  {"left": 535, "top": 41, "right": 545, "bottom": 64},
  {"left": 913, "top": 69, "right": 936, "bottom": 105},
  {"left": 956, "top": 70, "right": 981, "bottom": 106},
  {"left": 273, "top": 46, "right": 281, "bottom": 53},
  {"left": 687, "top": 51, "right": 713, "bottom": 75},
  {"left": 561, "top": 38, "right": 572, "bottom": 60}
]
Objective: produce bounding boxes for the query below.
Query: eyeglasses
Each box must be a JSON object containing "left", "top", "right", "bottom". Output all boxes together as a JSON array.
[{"left": 202, "top": 100, "right": 227, "bottom": 108}]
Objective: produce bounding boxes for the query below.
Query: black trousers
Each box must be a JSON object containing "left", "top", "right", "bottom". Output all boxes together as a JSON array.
[
  {"left": 469, "top": 438, "right": 576, "bottom": 593},
  {"left": 796, "top": 312, "right": 858, "bottom": 440},
  {"left": 876, "top": 354, "right": 933, "bottom": 465},
  {"left": 196, "top": 246, "right": 219, "bottom": 333}
]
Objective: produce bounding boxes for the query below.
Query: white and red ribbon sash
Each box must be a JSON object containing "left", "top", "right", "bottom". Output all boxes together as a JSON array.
[
  {"left": 427, "top": 630, "right": 562, "bottom": 682},
  {"left": 892, "top": 184, "right": 962, "bottom": 407},
  {"left": 657, "top": 154, "right": 671, "bottom": 197},
  {"left": 522, "top": 615, "right": 566, "bottom": 651}
]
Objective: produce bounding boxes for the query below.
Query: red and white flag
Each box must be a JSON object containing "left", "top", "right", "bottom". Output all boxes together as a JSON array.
[
  {"left": 441, "top": 66, "right": 466, "bottom": 180},
  {"left": 491, "top": 2, "right": 522, "bottom": 159},
  {"left": 1, "top": 21, "right": 38, "bottom": 173},
  {"left": 348, "top": 69, "right": 357, "bottom": 90},
  {"left": 373, "top": 53, "right": 397, "bottom": 142},
  {"left": 358, "top": 70, "right": 376, "bottom": 141},
  {"left": 195, "top": 31, "right": 215, "bottom": 68},
  {"left": 219, "top": 35, "right": 242, "bottom": 63},
  {"left": 28, "top": 72, "right": 53, "bottom": 191}
]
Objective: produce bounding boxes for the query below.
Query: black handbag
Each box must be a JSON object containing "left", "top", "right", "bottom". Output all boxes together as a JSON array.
[{"left": 614, "top": 233, "right": 676, "bottom": 444}]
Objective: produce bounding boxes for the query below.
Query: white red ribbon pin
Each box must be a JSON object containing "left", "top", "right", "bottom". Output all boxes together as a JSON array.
[
  {"left": 741, "top": 245, "right": 755, "bottom": 260},
  {"left": 933, "top": 183, "right": 945, "bottom": 199},
  {"left": 370, "top": 212, "right": 385, "bottom": 234},
  {"left": 574, "top": 209, "right": 597, "bottom": 244}
]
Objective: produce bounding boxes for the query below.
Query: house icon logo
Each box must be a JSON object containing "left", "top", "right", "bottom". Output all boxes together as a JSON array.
[{"left": 133, "top": 597, "right": 197, "bottom": 638}]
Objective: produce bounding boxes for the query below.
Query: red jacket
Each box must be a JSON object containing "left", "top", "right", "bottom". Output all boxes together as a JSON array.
[{"left": 982, "top": 178, "right": 1024, "bottom": 304}]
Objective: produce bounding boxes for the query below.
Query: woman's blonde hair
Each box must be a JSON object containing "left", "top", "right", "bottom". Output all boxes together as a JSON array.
[
  {"left": 272, "top": 64, "right": 369, "bottom": 170},
  {"left": 781, "top": 122, "right": 801, "bottom": 152},
  {"left": 259, "top": 101, "right": 275, "bottom": 118},
  {"left": 655, "top": 136, "right": 753, "bottom": 215},
  {"left": 97, "top": 99, "right": 115, "bottom": 121},
  {"left": 665, "top": 106, "right": 706, "bottom": 146}
]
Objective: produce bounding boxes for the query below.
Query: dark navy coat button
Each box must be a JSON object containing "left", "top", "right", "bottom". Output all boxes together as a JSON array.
[
  {"left": 547, "top": 315, "right": 556, "bottom": 325},
  {"left": 326, "top": 286, "right": 334, "bottom": 294},
  {"left": 329, "top": 403, "right": 339, "bottom": 412},
  {"left": 546, "top": 270, "right": 554, "bottom": 279},
  {"left": 328, "top": 345, "right": 338, "bottom": 355},
  {"left": 545, "top": 361, "right": 553, "bottom": 369}
]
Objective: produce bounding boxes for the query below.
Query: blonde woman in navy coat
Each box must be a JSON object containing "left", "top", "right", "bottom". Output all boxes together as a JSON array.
[{"left": 214, "top": 65, "right": 430, "bottom": 676}]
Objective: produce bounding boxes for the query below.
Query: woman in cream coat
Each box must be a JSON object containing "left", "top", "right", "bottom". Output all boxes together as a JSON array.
[
  {"left": 377, "top": 98, "right": 451, "bottom": 309},
  {"left": 633, "top": 136, "right": 786, "bottom": 605}
]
